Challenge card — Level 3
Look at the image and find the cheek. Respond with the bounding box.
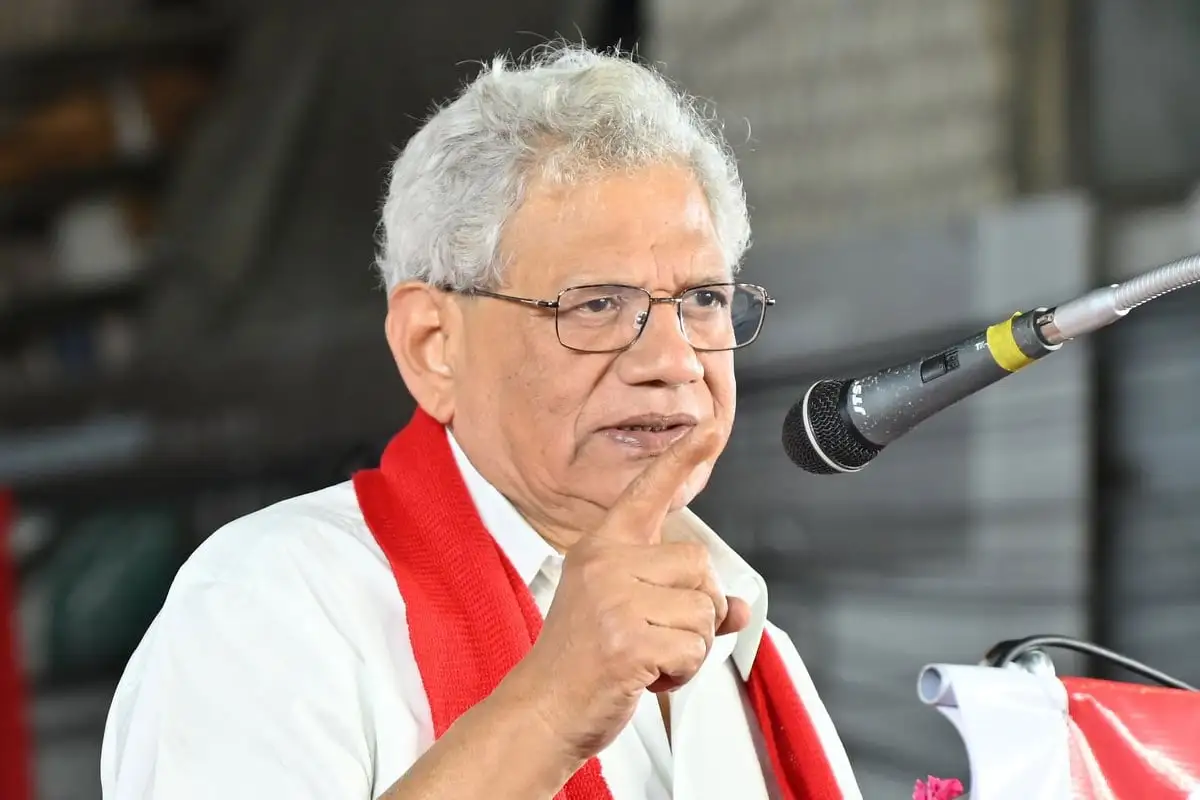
[510,353,584,413]
[702,353,737,413]
[507,355,610,482]
[464,318,556,407]
[491,346,601,449]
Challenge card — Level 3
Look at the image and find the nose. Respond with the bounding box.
[616,300,704,387]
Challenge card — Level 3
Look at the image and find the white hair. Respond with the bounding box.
[375,43,751,293]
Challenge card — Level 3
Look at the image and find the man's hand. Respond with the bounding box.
[510,421,753,761]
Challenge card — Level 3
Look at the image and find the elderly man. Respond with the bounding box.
[100,45,862,799]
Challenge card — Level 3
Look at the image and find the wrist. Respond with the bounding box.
[495,658,589,762]
[475,664,588,786]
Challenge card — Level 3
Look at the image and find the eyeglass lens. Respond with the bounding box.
[554,284,766,352]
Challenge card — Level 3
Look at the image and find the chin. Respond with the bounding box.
[669,464,713,511]
[582,445,717,511]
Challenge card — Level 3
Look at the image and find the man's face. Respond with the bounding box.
[447,163,737,535]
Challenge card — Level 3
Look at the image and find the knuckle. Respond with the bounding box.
[688,591,718,627]
[678,542,711,579]
[597,607,639,662]
[682,635,708,672]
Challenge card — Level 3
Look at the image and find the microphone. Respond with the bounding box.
[782,251,1200,475]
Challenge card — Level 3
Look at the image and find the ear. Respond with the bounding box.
[384,282,460,424]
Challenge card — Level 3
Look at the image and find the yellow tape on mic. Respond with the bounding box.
[986,313,1035,372]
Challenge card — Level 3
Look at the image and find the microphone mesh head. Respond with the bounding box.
[781,379,883,474]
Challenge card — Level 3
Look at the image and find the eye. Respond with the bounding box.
[560,289,629,316]
[581,296,618,313]
[690,288,730,308]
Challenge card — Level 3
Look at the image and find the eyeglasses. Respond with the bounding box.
[455,282,775,353]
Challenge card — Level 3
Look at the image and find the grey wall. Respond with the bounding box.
[647,0,1014,245]
[1091,0,1200,193]
[1103,193,1200,687]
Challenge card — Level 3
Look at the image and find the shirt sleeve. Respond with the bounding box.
[101,574,395,799]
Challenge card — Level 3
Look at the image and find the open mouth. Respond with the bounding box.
[601,415,698,453]
[614,424,682,432]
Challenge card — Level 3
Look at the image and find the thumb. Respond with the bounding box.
[717,596,752,636]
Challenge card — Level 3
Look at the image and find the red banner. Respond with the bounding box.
[1066,677,1200,799]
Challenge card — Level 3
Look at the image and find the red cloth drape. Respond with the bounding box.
[0,490,32,800]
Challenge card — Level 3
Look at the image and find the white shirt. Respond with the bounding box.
[100,432,860,799]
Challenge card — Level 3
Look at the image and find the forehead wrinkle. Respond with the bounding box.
[646,242,729,290]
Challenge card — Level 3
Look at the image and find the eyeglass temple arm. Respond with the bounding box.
[468,289,558,309]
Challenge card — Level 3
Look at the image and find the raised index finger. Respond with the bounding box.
[599,421,723,544]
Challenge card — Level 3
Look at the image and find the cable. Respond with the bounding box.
[987,634,1197,692]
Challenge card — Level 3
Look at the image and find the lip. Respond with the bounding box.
[598,413,699,455]
[606,413,699,430]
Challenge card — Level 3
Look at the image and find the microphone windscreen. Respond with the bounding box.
[781,379,883,474]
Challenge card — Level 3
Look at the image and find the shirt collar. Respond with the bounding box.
[446,429,559,585]
[663,510,768,680]
[446,428,768,680]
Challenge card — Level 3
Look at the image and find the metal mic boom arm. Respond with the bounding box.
[1037,251,1200,345]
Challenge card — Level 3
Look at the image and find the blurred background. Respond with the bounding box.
[1,0,1199,797]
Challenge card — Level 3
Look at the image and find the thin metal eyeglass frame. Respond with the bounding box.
[455,282,776,353]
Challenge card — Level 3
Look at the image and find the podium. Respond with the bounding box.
[919,636,1200,799]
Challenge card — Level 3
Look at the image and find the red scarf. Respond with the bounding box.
[353,409,844,799]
